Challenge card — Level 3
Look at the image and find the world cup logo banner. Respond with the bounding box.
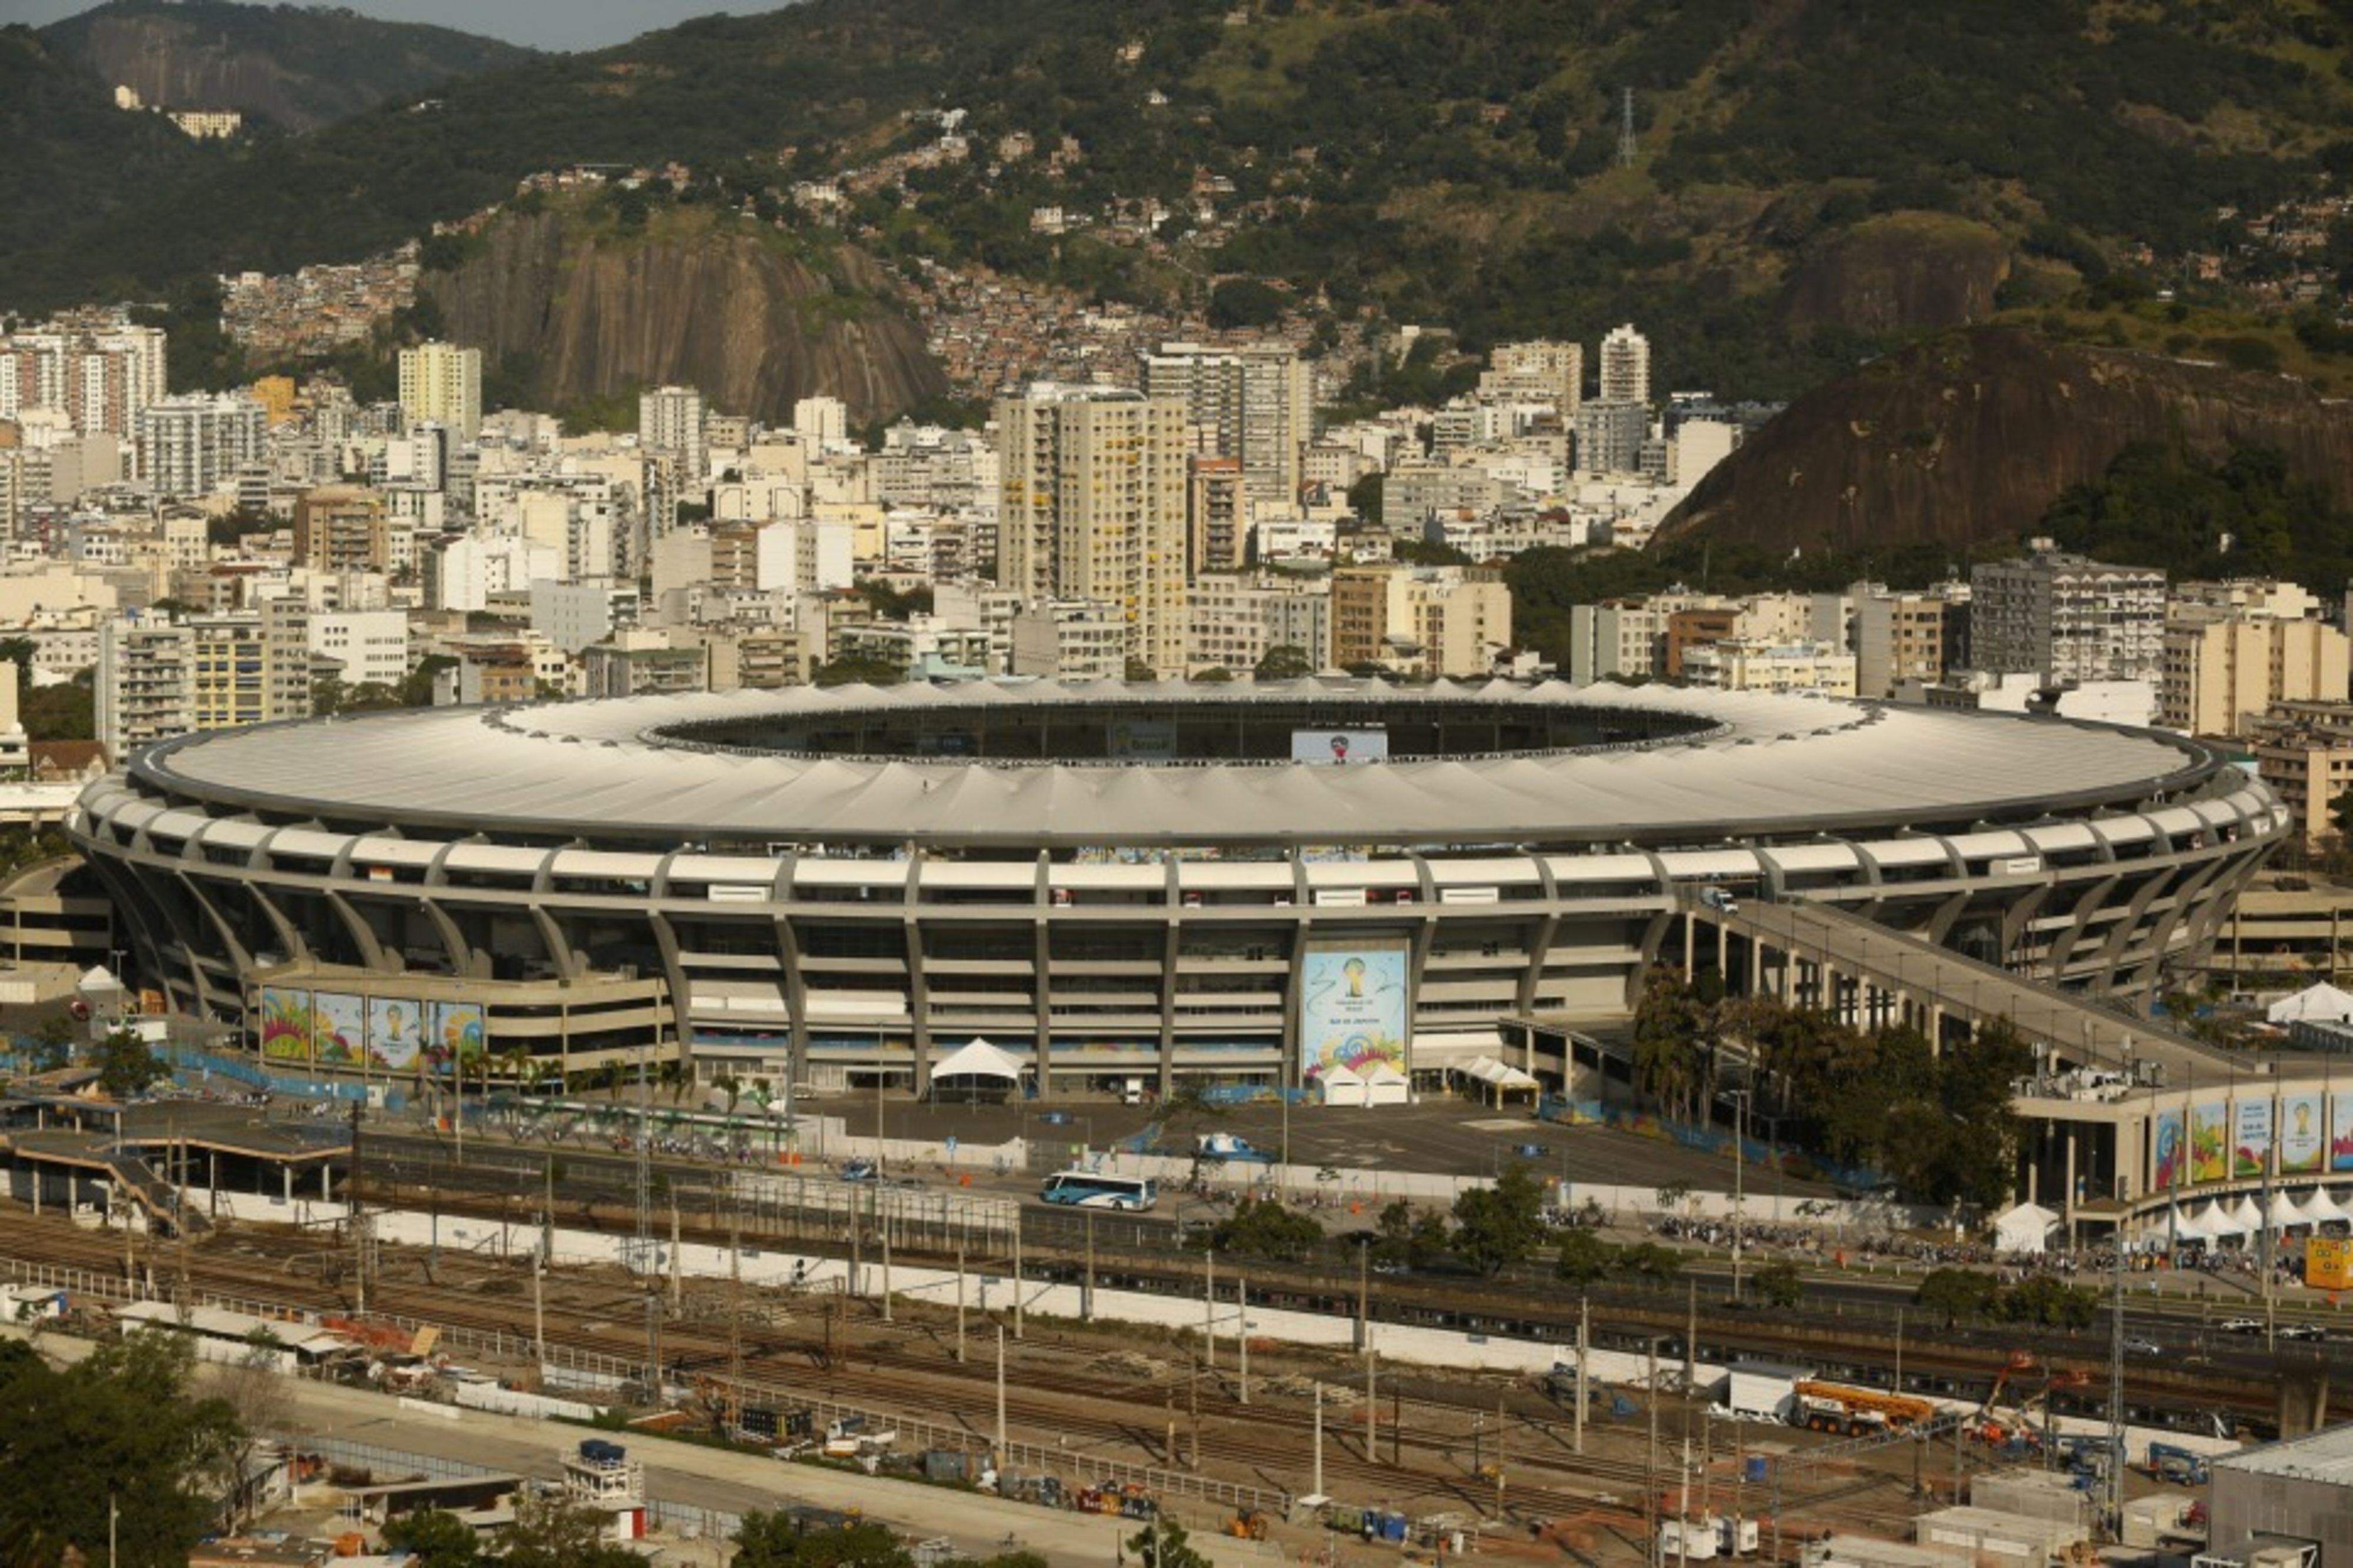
[1300,944,1408,1079]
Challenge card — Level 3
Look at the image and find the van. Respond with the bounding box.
[1121,1077,1146,1106]
[1699,886,1739,916]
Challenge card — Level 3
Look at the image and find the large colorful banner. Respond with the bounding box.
[2281,1093,2326,1175]
[368,996,425,1071]
[1299,942,1409,1079]
[2234,1099,2275,1180]
[2151,1109,2187,1191]
[2334,1097,2353,1173]
[308,991,366,1066]
[2190,1102,2229,1184]
[259,986,312,1062]
[428,1000,488,1075]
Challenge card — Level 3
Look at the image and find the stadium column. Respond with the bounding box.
[772,854,807,1107]
[1032,852,1055,1102]
[1158,863,1180,1101]
[904,890,931,1098]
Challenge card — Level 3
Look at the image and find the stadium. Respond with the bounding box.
[66,678,2283,1097]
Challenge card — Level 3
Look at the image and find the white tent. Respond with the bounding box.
[1992,1202,2062,1255]
[2268,1189,2309,1230]
[929,1037,1025,1096]
[1318,1063,1367,1107]
[1362,1060,1409,1107]
[2224,1195,2265,1237]
[1461,1055,1540,1104]
[2298,1187,2349,1226]
[2185,1200,2232,1239]
[2165,1206,2210,1246]
[2267,981,2353,1026]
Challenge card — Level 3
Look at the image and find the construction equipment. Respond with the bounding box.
[1790,1379,1937,1437]
[1227,1510,1272,1540]
[2147,1442,2211,1486]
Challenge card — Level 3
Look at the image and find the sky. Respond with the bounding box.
[4,0,803,52]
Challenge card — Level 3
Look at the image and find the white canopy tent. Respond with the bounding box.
[929,1037,1026,1100]
[1992,1202,2062,1255]
[1362,1060,1409,1106]
[2268,1190,2309,1230]
[1460,1055,1541,1105]
[1318,1063,1367,1107]
[2268,982,2353,1026]
[2187,1200,2233,1240]
[2165,1206,2211,1246]
[2298,1187,2350,1226]
[2224,1196,2265,1238]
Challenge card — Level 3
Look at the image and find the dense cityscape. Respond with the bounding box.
[10,2,2353,1568]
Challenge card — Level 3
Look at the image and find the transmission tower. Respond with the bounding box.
[1618,86,1638,168]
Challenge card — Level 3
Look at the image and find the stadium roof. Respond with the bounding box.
[124,678,2222,849]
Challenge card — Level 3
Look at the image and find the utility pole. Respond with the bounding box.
[634,1043,657,1402]
[1495,1390,1507,1521]
[669,1193,682,1312]
[1083,1209,1095,1322]
[995,1322,1008,1464]
[1012,1226,1025,1340]
[1618,86,1638,168]
[1357,1240,1369,1351]
[1731,1090,1747,1305]
[533,1254,546,1366]
[955,1238,966,1363]
[1647,1339,1661,1567]
[1204,1249,1216,1370]
[881,1195,893,1324]
[728,1200,744,1436]
[1575,1296,1588,1454]
[1189,1356,1201,1470]
[1237,1277,1249,1405]
[173,1110,189,1326]
[1685,1279,1697,1387]
[1365,1345,1378,1463]
[1312,1380,1324,1500]
[349,1100,367,1317]
[2105,1207,2127,1537]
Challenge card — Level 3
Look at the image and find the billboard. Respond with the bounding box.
[1291,728,1388,766]
[2189,1101,2229,1184]
[368,996,425,1072]
[2309,1236,2353,1293]
[2233,1099,2274,1180]
[428,1001,488,1075]
[2151,1109,2187,1191]
[258,986,312,1062]
[2281,1093,2326,1175]
[1108,720,1178,760]
[308,991,366,1066]
[1299,942,1409,1080]
[2336,1096,2353,1173]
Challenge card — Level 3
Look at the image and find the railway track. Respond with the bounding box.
[0,1205,1939,1534]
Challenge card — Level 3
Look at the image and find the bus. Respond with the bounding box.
[1039,1170,1158,1211]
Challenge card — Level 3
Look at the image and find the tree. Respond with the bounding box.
[1912,1267,2000,1326]
[384,1509,482,1568]
[2332,785,2353,842]
[0,1329,241,1567]
[1124,656,1158,682]
[1126,1518,1212,1568]
[1631,966,1704,1122]
[734,1513,914,1568]
[1451,1161,1547,1275]
[1748,1260,1803,1310]
[1207,278,1287,329]
[502,1491,646,1568]
[28,1014,73,1070]
[1253,643,1314,681]
[93,1027,166,1097]
[1209,1196,1324,1262]
[1554,1227,1620,1286]
[812,655,906,688]
[1188,665,1234,683]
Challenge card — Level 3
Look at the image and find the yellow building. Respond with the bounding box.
[1329,564,1511,677]
[2159,611,2349,738]
[249,375,298,429]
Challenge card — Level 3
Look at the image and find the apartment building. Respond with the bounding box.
[1329,564,1511,677]
[397,341,482,441]
[1008,598,1125,680]
[96,605,310,759]
[1140,342,1311,507]
[1597,323,1651,406]
[292,484,393,573]
[136,392,265,499]
[1185,573,1332,674]
[1187,455,1245,575]
[1682,638,1859,696]
[1970,543,2166,683]
[1854,588,1968,699]
[1567,600,1667,686]
[2251,701,2353,845]
[996,384,1188,677]
[2161,612,2348,738]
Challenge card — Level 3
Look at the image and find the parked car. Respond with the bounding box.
[840,1158,878,1183]
[2277,1322,2328,1342]
[2216,1317,2265,1336]
[2122,1336,2165,1356]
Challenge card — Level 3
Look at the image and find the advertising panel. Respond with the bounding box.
[427,1001,488,1075]
[2151,1109,2187,1192]
[2233,1098,2274,1180]
[1108,720,1178,760]
[1299,942,1409,1080]
[258,986,312,1062]
[308,991,366,1066]
[2309,1236,2353,1293]
[1290,728,1389,766]
[368,996,425,1072]
[2336,1096,2353,1173]
[2281,1093,2327,1175]
[2189,1101,2229,1184]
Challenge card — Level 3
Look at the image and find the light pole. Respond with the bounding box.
[1727,1089,1749,1303]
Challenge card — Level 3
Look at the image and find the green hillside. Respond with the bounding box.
[8,0,2353,400]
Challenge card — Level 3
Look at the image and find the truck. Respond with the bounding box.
[1789,1380,1935,1437]
[1719,1365,1813,1424]
[2147,1442,2211,1487]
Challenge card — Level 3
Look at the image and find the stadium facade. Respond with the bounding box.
[66,680,2282,1096]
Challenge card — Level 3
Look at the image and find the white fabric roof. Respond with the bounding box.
[2224,1196,2264,1235]
[2165,1206,2210,1245]
[133,678,2217,848]
[2267,1190,2308,1228]
[1317,1063,1364,1086]
[1993,1202,2061,1253]
[1462,1055,1541,1089]
[2269,982,2353,1025]
[930,1039,1024,1080]
[1362,1061,1408,1083]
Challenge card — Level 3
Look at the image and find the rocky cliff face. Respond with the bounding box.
[51,3,534,132]
[423,209,948,426]
[1658,327,2353,555]
[1776,213,2012,339]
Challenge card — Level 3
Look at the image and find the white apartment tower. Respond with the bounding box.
[1140,342,1311,508]
[136,392,265,499]
[397,341,482,441]
[1970,545,2167,685]
[996,383,1189,678]
[1482,341,1583,417]
[1598,323,1652,408]
[639,385,708,486]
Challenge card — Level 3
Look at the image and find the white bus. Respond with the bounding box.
[1039,1170,1159,1211]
